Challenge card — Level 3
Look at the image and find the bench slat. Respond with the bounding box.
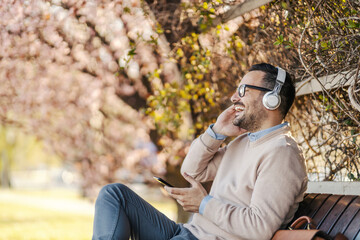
[293,193,320,220]
[342,204,360,240]
[329,196,360,237]
[294,193,360,239]
[354,230,360,240]
[319,195,357,234]
[313,195,343,230]
[308,194,332,219]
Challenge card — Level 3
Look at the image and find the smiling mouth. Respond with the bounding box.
[234,105,245,112]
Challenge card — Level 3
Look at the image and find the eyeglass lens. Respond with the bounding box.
[238,85,245,97]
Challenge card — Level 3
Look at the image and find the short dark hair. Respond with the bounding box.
[249,63,295,118]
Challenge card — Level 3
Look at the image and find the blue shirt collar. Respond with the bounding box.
[248,122,289,142]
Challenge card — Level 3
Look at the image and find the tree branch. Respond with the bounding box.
[212,0,273,26]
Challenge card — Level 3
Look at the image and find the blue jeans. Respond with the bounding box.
[92,183,198,240]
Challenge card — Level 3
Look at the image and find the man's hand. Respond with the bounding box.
[212,106,247,137]
[165,173,207,213]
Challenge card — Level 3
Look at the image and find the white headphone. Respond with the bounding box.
[262,67,286,110]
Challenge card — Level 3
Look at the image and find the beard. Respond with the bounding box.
[232,102,268,132]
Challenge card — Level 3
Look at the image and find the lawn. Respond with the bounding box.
[0,188,176,240]
[0,202,93,240]
[0,189,94,240]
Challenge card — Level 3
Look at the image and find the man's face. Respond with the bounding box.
[230,71,269,132]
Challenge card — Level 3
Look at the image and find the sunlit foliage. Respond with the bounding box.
[0,0,359,203]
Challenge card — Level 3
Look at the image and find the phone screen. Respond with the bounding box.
[153,176,174,187]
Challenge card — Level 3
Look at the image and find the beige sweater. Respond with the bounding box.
[182,125,308,240]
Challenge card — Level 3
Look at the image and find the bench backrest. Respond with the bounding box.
[292,193,360,240]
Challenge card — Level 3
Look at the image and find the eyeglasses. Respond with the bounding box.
[237,84,272,97]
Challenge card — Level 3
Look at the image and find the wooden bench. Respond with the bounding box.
[291,193,360,240]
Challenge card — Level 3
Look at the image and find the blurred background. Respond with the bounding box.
[0,0,359,239]
[0,126,176,239]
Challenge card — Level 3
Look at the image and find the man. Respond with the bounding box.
[92,63,308,240]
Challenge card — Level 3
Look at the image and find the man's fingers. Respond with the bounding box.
[165,187,188,195]
[175,200,197,213]
[183,172,198,186]
[226,105,236,113]
[182,205,198,213]
[171,194,185,201]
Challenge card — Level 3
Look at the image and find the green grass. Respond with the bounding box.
[0,202,93,240]
[0,189,94,240]
[0,188,176,240]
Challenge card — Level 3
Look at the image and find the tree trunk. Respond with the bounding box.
[1,151,11,188]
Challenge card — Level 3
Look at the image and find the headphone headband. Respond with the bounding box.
[262,66,286,110]
[275,67,286,93]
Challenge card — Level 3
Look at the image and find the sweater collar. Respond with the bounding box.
[247,122,289,142]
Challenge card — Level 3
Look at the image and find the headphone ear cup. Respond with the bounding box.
[263,91,281,110]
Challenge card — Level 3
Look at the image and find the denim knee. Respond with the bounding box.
[99,183,128,194]
[97,183,130,202]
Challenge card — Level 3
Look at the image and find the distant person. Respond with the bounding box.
[92,63,308,240]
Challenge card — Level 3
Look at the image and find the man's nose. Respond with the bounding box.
[231,91,241,103]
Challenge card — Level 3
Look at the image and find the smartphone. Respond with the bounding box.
[153,176,174,187]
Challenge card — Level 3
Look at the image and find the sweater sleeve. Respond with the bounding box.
[201,145,308,240]
[180,131,227,182]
